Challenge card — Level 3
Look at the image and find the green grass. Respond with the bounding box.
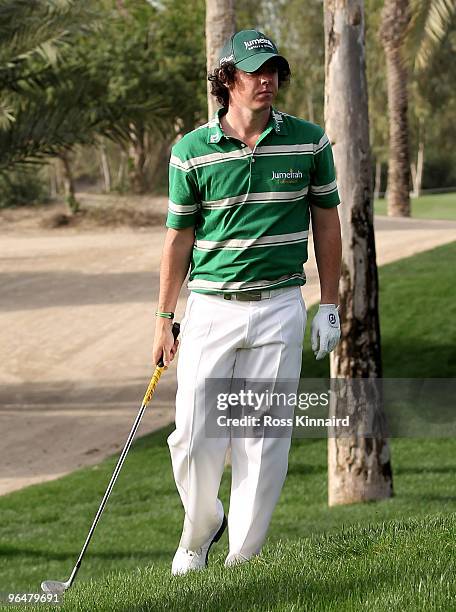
[374,191,456,219]
[1,243,456,610]
[20,514,456,611]
[0,433,455,611]
[301,240,456,378]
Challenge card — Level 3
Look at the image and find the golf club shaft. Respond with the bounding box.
[67,399,152,586]
[66,322,180,588]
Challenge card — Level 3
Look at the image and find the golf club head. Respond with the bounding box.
[41,580,70,595]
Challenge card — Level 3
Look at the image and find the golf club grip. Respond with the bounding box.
[157,321,180,367]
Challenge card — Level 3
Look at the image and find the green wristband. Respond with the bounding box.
[156,311,174,320]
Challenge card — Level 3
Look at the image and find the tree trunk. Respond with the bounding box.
[374,160,382,200]
[59,151,79,214]
[307,92,315,123]
[148,139,171,191]
[324,0,393,506]
[205,0,236,119]
[99,140,111,193]
[128,123,147,194]
[416,139,424,196]
[411,139,424,198]
[380,0,411,217]
[116,148,128,191]
[48,161,58,199]
[54,158,63,194]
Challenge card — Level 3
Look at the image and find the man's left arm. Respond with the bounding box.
[311,205,341,304]
[310,204,342,360]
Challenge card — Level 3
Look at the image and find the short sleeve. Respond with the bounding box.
[166,149,200,229]
[309,132,340,209]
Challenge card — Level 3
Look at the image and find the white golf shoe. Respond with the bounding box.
[171,514,227,576]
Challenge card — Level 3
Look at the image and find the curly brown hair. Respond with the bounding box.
[208,60,291,109]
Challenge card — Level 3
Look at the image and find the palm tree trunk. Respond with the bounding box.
[380,0,411,217]
[324,0,393,506]
[205,0,235,119]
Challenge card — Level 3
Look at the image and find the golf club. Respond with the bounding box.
[41,322,180,596]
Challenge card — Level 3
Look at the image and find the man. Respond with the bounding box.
[152,29,342,575]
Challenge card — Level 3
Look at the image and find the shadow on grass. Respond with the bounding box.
[406,494,456,502]
[286,463,326,476]
[394,466,456,475]
[302,338,456,378]
[0,544,171,562]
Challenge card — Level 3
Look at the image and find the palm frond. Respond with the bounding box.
[409,0,456,70]
[0,0,177,172]
[0,0,104,128]
[0,86,172,171]
[0,104,92,171]
[0,0,102,87]
[0,104,15,129]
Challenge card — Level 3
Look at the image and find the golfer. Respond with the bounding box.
[152,29,342,575]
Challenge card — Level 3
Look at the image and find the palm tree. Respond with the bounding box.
[379,0,412,216]
[409,0,456,71]
[205,0,236,118]
[0,0,171,210]
[0,0,102,169]
[0,0,103,211]
[380,0,455,216]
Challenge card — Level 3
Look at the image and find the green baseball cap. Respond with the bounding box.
[219,29,289,73]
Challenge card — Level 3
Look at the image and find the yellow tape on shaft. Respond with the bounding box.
[142,365,166,406]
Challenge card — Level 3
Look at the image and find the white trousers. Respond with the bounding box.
[167,286,306,558]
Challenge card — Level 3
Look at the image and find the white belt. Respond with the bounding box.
[215,286,296,302]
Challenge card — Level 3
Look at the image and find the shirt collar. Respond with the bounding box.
[207,106,288,144]
[206,109,225,144]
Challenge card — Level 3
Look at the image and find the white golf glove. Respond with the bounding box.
[311,304,341,361]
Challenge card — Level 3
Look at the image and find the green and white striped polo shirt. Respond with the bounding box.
[166,108,340,294]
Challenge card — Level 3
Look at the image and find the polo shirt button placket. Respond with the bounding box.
[249,156,254,178]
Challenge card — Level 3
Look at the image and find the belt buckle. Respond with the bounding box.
[237,290,262,301]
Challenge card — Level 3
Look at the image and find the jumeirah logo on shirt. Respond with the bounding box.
[271,169,303,184]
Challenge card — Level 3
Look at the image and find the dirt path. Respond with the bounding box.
[1,211,455,496]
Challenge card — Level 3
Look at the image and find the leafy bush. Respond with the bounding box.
[0,168,50,208]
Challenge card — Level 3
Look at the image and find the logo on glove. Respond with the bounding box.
[329,313,337,326]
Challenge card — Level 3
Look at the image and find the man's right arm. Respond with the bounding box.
[152,226,194,367]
